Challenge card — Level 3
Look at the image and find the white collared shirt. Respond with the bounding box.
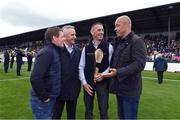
[92,40,101,49]
[64,42,74,54]
[79,40,114,85]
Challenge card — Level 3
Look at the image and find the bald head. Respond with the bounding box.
[116,15,131,26]
[114,15,132,38]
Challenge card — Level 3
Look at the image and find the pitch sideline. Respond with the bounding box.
[0,76,179,82]
[0,77,29,81]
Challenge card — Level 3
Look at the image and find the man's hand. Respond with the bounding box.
[94,73,104,83]
[103,68,117,78]
[83,84,93,96]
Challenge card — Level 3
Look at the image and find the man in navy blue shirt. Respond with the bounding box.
[30,27,65,119]
[153,54,168,84]
[27,51,33,72]
[15,48,25,76]
[3,50,10,73]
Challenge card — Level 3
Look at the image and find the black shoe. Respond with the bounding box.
[158,82,162,84]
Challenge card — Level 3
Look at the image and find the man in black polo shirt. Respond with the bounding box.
[79,22,113,119]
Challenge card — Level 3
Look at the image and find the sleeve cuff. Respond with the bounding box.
[117,68,126,77]
[82,80,87,85]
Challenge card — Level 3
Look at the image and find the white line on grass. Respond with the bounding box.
[0,77,29,81]
[0,76,179,82]
[143,77,180,82]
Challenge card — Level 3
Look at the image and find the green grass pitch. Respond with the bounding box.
[0,62,180,119]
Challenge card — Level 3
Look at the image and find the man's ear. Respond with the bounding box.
[52,36,56,41]
[90,29,93,36]
[51,36,56,44]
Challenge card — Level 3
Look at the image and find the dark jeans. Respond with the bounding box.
[52,99,78,119]
[116,95,140,119]
[10,60,14,69]
[16,63,22,76]
[30,94,56,119]
[84,82,109,119]
[157,71,164,84]
[4,62,9,73]
[27,62,32,71]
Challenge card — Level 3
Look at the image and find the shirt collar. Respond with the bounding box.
[64,42,74,53]
[92,40,101,49]
[122,32,133,41]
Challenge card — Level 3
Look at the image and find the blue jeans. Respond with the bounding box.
[116,95,140,119]
[30,94,56,119]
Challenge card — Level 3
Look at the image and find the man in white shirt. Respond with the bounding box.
[79,22,113,119]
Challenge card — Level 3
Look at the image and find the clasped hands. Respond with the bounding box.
[84,68,117,96]
[103,68,117,78]
[94,68,117,83]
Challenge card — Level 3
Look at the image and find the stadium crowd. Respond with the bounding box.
[0,31,180,77]
[1,33,180,66]
[144,33,180,62]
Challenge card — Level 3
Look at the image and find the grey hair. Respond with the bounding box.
[62,25,75,35]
